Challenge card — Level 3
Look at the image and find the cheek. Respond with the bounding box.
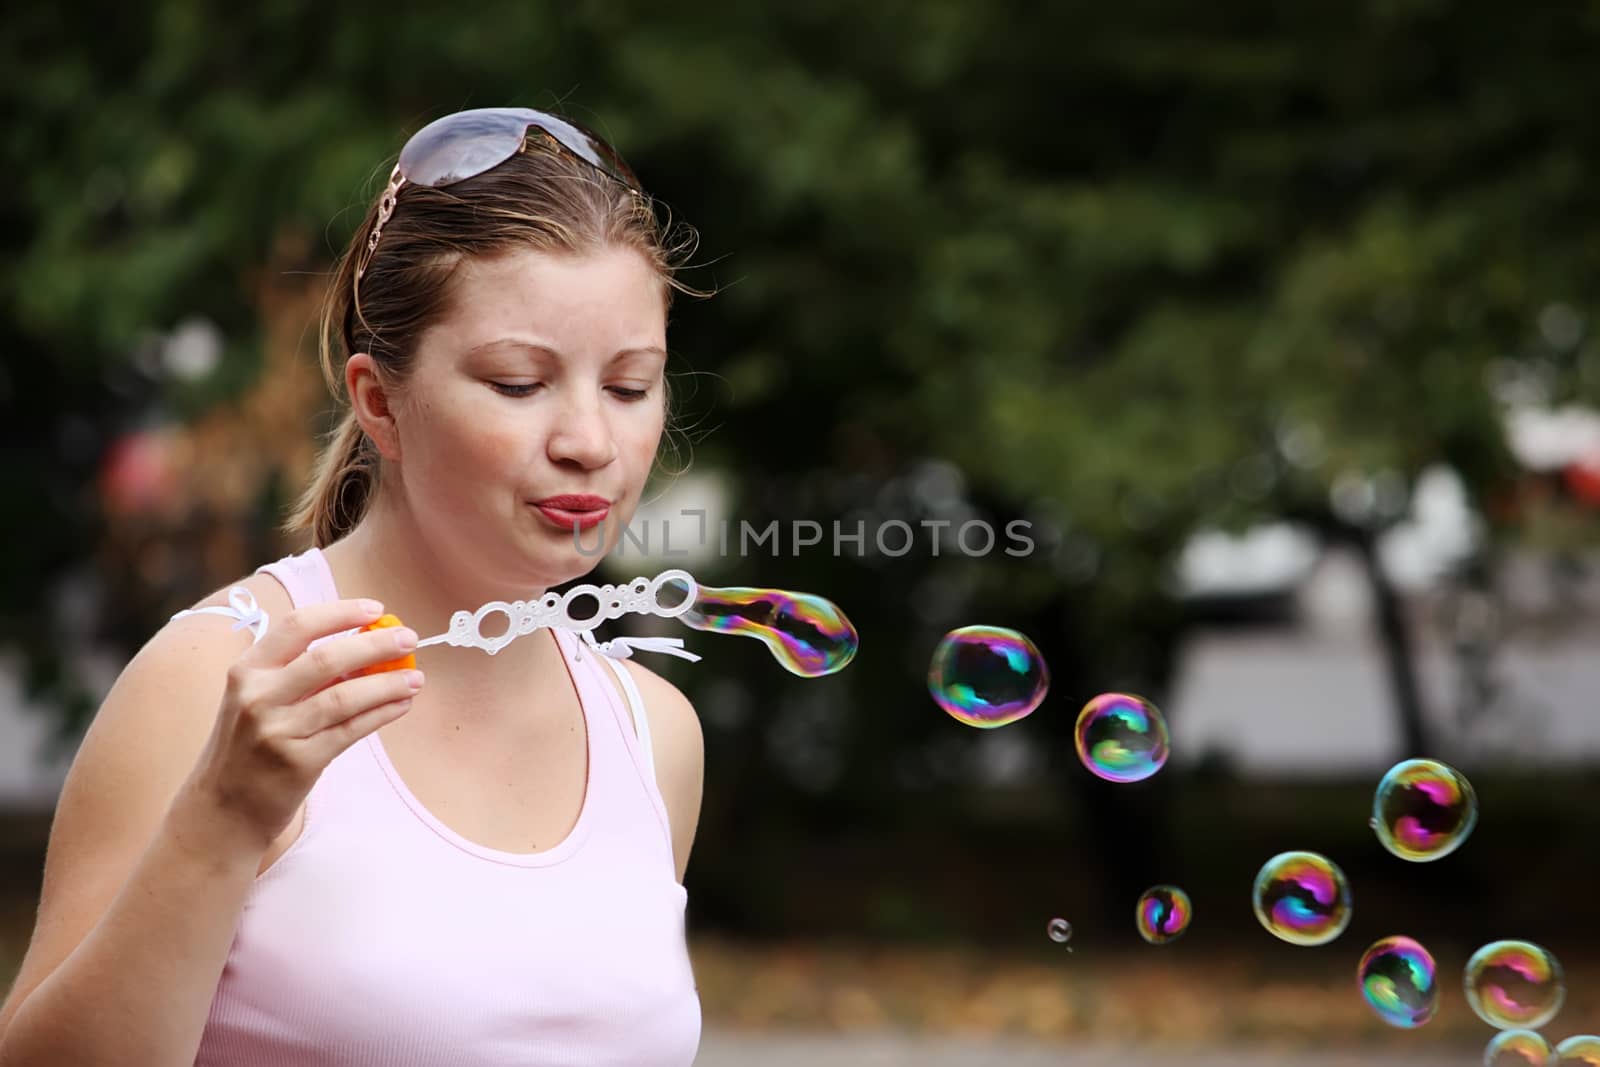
[407,399,530,478]
[623,409,667,464]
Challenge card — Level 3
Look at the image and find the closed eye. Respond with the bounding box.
[488,381,542,398]
[488,382,651,400]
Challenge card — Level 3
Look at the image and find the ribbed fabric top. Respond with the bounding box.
[192,547,701,1066]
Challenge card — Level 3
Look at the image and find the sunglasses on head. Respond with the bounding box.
[357,107,642,280]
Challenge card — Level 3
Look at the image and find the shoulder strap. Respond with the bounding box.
[169,586,270,642]
[586,644,657,786]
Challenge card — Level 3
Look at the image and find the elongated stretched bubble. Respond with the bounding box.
[667,580,859,677]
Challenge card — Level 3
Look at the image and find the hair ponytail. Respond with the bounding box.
[287,409,377,547]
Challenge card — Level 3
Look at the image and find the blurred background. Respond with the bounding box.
[4,1,1600,1062]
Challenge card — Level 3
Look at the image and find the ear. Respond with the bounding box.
[347,353,402,460]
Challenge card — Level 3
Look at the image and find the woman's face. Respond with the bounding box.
[390,246,668,590]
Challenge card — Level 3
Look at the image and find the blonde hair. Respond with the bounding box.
[285,128,704,547]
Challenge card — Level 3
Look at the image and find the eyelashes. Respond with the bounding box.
[487,382,651,401]
[488,381,541,398]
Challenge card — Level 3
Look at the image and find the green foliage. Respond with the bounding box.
[5,1,1600,824]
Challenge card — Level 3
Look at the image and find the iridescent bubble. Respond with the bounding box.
[1486,1030,1554,1066]
[1135,885,1192,945]
[1074,693,1170,783]
[1046,918,1072,945]
[1371,758,1478,862]
[1466,941,1566,1030]
[1358,935,1439,1028]
[673,582,858,677]
[1486,1030,1554,1067]
[1554,1035,1600,1065]
[927,626,1049,728]
[1252,851,1353,946]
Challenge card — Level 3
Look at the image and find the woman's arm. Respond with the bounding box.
[0,578,286,1067]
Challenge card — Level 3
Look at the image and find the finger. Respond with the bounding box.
[284,668,425,738]
[267,625,420,706]
[244,597,387,669]
[302,694,416,765]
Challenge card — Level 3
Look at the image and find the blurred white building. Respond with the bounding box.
[1169,456,1600,777]
[1168,545,1600,776]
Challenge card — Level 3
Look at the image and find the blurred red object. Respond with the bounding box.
[1563,452,1600,507]
[98,430,181,518]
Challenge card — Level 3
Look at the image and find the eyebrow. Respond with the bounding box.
[462,338,667,361]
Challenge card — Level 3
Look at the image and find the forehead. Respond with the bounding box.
[434,246,666,351]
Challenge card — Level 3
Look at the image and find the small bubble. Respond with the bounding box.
[1372,758,1478,862]
[1135,885,1192,945]
[1358,935,1439,1028]
[928,626,1049,728]
[1553,1035,1600,1065]
[1466,940,1566,1030]
[1046,917,1073,945]
[1484,1030,1552,1066]
[1252,851,1353,946]
[1075,693,1170,783]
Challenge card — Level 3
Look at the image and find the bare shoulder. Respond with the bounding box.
[179,570,294,625]
[617,659,703,754]
[71,567,290,792]
[63,569,291,811]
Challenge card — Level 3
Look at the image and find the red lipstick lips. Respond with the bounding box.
[532,494,611,531]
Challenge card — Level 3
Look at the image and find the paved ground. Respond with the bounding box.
[693,1029,1473,1066]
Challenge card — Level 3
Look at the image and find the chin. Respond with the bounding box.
[530,541,610,589]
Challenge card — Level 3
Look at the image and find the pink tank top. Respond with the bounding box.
[191,547,702,1066]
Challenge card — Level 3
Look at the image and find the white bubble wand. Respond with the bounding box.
[172,568,702,663]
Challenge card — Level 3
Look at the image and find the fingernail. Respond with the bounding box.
[360,599,384,616]
[403,670,425,690]
[393,628,418,651]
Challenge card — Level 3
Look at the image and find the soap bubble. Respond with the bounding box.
[1135,885,1192,945]
[1371,758,1478,862]
[1358,935,1439,1028]
[1554,1035,1600,1065]
[1074,693,1170,782]
[1466,940,1566,1030]
[675,583,858,677]
[1252,851,1352,946]
[928,626,1049,728]
[1046,917,1072,945]
[1485,1030,1553,1066]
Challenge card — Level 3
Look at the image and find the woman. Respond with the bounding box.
[0,107,706,1065]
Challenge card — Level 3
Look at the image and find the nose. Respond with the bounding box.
[546,393,618,469]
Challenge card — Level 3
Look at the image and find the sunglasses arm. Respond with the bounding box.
[358,165,409,280]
